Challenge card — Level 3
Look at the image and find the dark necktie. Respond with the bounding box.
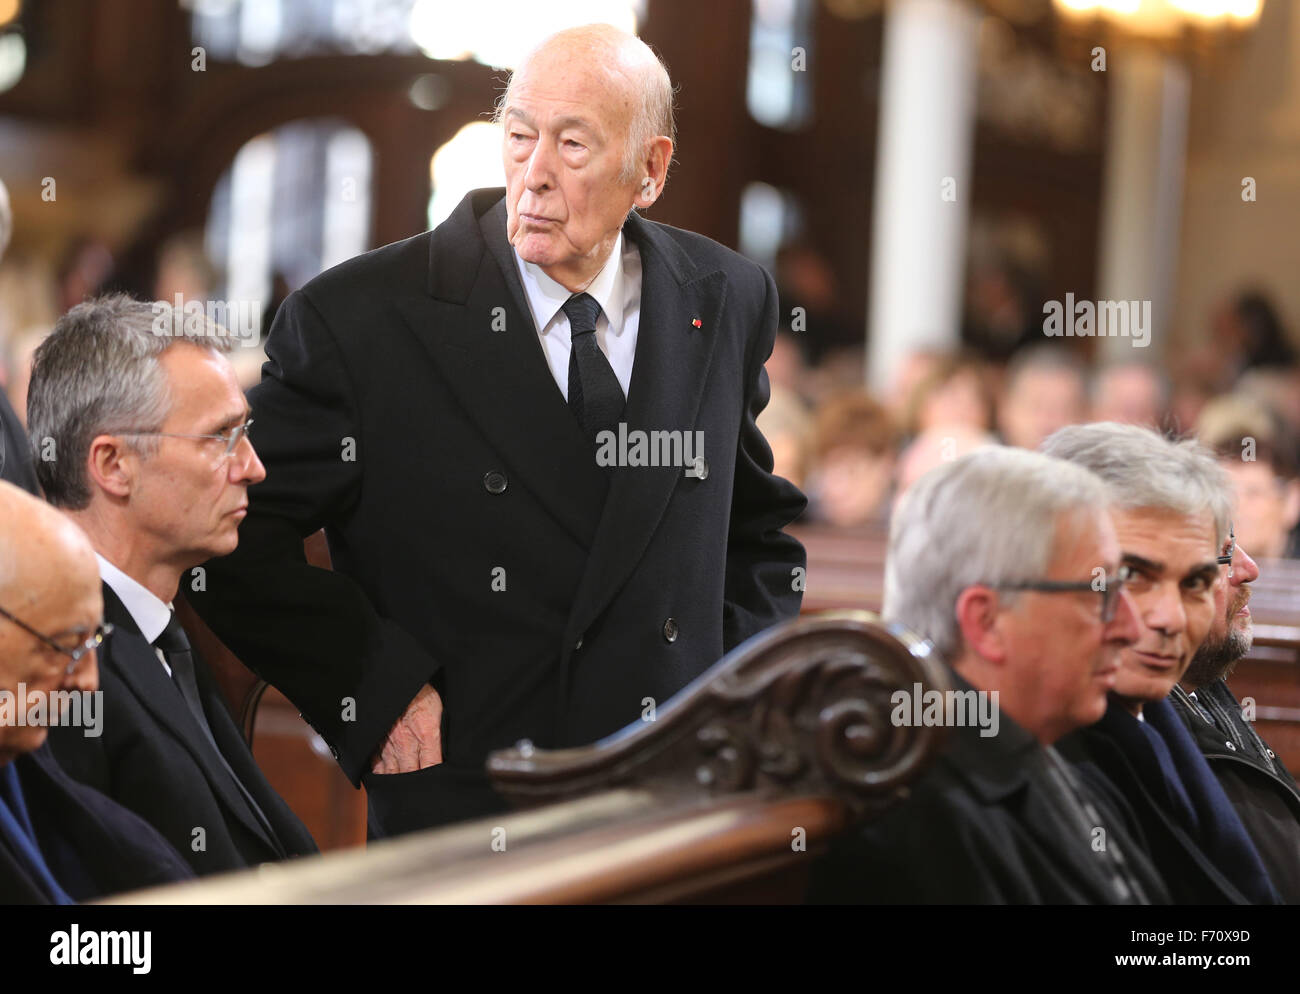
[563,293,624,440]
[153,612,282,854]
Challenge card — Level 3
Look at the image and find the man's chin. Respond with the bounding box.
[512,232,558,266]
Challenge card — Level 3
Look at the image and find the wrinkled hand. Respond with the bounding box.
[370,683,443,774]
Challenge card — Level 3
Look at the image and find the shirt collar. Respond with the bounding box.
[514,229,627,337]
[95,553,172,644]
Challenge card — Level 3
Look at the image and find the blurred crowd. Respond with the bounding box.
[4,230,1299,565]
[763,283,1300,562]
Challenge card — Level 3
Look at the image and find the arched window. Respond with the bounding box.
[747,0,814,130]
[186,0,645,69]
[427,122,506,230]
[0,0,25,94]
[739,181,804,270]
[206,118,372,329]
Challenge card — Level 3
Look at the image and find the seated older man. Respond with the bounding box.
[0,481,192,902]
[1045,423,1281,904]
[808,446,1168,903]
[29,295,317,876]
[1172,523,1300,900]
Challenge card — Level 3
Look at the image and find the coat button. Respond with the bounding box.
[1225,741,1237,751]
[662,618,678,643]
[574,635,584,651]
[483,471,508,495]
[691,456,708,480]
[1267,749,1276,759]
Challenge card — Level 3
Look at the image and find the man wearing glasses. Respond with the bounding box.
[25,294,317,876]
[0,480,193,902]
[1046,423,1281,904]
[810,447,1169,903]
[1173,517,1300,900]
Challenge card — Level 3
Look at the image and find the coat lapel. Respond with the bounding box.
[393,189,607,549]
[394,190,728,669]
[99,585,275,850]
[560,211,726,652]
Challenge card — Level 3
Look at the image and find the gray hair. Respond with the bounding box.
[884,446,1110,661]
[27,293,235,509]
[493,25,676,187]
[1041,422,1230,547]
[0,177,11,262]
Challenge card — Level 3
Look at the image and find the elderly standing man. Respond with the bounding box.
[0,481,193,902]
[1045,423,1281,904]
[191,24,807,835]
[26,295,317,876]
[1172,519,1300,900]
[809,446,1169,903]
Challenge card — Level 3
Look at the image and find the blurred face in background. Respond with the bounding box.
[1090,365,1165,428]
[1220,459,1300,560]
[917,368,991,433]
[999,365,1086,450]
[813,446,894,528]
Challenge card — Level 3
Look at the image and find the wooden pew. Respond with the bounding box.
[107,612,949,904]
[789,522,1300,774]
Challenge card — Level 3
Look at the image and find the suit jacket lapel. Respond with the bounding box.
[561,211,726,649]
[99,585,275,850]
[393,190,607,549]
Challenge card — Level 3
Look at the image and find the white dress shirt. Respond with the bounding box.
[513,230,642,400]
[96,553,174,677]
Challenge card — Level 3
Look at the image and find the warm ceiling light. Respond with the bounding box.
[0,0,20,30]
[1053,0,1264,36]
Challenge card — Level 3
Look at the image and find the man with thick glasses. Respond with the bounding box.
[809,447,1169,903]
[0,480,192,902]
[1173,515,1300,901]
[1046,422,1281,904]
[25,295,317,877]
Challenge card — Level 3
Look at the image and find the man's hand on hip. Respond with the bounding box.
[370,682,443,774]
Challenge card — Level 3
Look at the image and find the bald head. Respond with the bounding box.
[497,24,675,184]
[0,481,102,761]
[0,481,99,608]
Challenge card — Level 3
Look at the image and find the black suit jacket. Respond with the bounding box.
[1057,700,1262,904]
[807,679,1170,904]
[2,744,193,903]
[191,188,807,833]
[0,389,37,495]
[46,584,317,876]
[1170,681,1300,901]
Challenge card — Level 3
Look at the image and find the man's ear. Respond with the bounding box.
[85,434,135,500]
[633,136,673,209]
[954,585,1009,664]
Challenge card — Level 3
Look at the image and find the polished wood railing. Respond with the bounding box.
[109,612,948,904]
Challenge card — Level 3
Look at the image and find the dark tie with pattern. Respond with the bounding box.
[563,292,624,440]
[153,612,282,854]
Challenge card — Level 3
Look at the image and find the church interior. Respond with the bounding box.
[1,0,1298,916]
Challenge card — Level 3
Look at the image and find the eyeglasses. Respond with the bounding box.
[1217,524,1235,578]
[0,603,113,675]
[119,419,254,458]
[994,565,1135,623]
